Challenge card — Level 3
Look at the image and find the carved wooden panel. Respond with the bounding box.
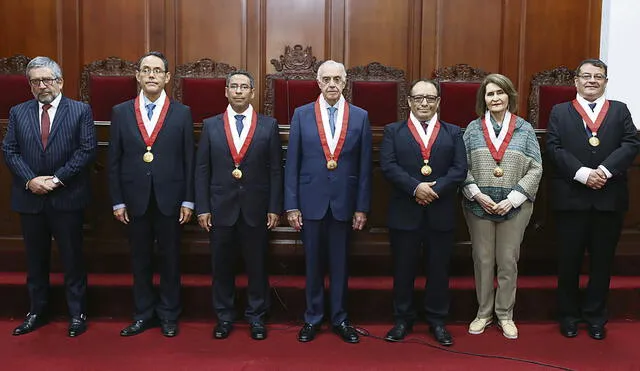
[0,55,30,74]
[173,58,237,102]
[264,45,321,118]
[432,64,490,82]
[345,62,409,122]
[527,66,575,128]
[79,57,138,104]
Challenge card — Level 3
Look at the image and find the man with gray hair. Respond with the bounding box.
[3,56,97,337]
[285,60,372,343]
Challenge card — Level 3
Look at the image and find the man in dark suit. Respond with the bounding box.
[547,58,639,340]
[195,71,282,341]
[2,56,97,337]
[380,79,467,346]
[109,51,195,337]
[285,60,372,344]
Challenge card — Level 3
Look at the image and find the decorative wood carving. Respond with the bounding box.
[432,63,489,82]
[0,54,30,74]
[79,57,138,103]
[528,66,575,128]
[264,45,322,117]
[345,62,409,120]
[172,58,237,102]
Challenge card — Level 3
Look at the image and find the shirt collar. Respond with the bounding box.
[409,112,438,126]
[319,94,345,110]
[227,104,253,118]
[576,93,606,107]
[39,93,62,109]
[141,90,167,106]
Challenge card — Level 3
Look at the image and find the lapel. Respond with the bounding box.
[214,115,234,160]
[568,103,592,140]
[46,96,68,146]
[153,100,175,145]
[243,115,262,160]
[126,100,146,145]
[401,120,425,165]
[27,100,41,148]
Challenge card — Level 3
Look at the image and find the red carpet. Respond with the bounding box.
[1,320,638,370]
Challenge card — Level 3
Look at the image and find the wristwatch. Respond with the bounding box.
[51,176,61,185]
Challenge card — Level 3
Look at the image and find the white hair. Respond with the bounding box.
[317,60,346,81]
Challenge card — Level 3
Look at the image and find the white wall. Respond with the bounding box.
[600,0,640,128]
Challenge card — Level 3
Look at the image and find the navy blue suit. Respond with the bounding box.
[108,98,195,321]
[195,112,283,323]
[547,100,639,326]
[284,101,372,325]
[380,119,467,326]
[2,96,97,317]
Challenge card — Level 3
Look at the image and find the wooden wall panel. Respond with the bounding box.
[344,0,411,70]
[80,0,147,65]
[265,0,326,73]
[175,0,244,67]
[517,0,601,117]
[437,0,503,73]
[0,0,58,59]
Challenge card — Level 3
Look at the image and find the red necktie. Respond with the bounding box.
[41,104,52,148]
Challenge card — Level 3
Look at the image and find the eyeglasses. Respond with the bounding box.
[139,67,166,75]
[409,95,438,104]
[577,73,607,81]
[29,78,58,87]
[320,76,344,84]
[227,83,252,91]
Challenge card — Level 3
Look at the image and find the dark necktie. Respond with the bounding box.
[146,103,156,120]
[41,104,52,148]
[328,106,337,136]
[420,121,428,134]
[588,102,597,112]
[235,114,245,135]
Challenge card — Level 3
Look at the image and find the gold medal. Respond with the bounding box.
[589,135,600,147]
[493,166,504,177]
[143,146,154,163]
[421,160,432,176]
[327,159,337,170]
[232,168,243,179]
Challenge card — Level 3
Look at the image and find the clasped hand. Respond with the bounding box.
[474,193,513,216]
[415,181,438,206]
[586,168,607,190]
[28,175,59,195]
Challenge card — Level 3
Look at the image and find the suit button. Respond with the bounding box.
[146,171,151,176]
[592,151,596,154]
[239,185,243,190]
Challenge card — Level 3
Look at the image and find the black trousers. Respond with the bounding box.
[21,204,87,317]
[555,209,624,326]
[211,213,270,323]
[128,193,182,321]
[389,220,454,327]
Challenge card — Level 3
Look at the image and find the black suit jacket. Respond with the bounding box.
[546,100,639,211]
[108,98,195,217]
[2,97,97,213]
[380,119,467,231]
[195,113,283,227]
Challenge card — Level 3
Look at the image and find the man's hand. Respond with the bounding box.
[198,213,212,232]
[352,211,367,231]
[474,193,497,214]
[415,181,438,206]
[492,199,513,216]
[287,210,303,231]
[179,206,193,224]
[28,176,54,195]
[267,213,280,230]
[586,169,607,190]
[44,177,61,190]
[113,207,129,224]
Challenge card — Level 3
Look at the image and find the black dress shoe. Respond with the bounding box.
[588,325,606,340]
[250,322,267,340]
[430,325,453,346]
[120,319,157,337]
[385,322,412,342]
[560,321,578,338]
[12,313,48,336]
[214,321,233,339]
[332,321,360,344]
[297,323,320,343]
[161,320,178,337]
[68,315,87,337]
